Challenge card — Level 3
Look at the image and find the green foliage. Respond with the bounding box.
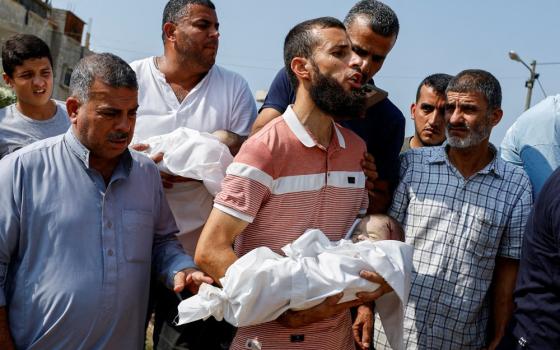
[0,86,16,108]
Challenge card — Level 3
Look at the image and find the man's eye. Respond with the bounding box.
[422,106,435,113]
[19,73,32,79]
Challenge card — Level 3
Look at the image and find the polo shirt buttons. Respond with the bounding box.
[108,249,114,256]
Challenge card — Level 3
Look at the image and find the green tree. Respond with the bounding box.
[0,86,16,108]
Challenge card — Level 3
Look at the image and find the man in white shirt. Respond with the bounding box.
[129,1,257,349]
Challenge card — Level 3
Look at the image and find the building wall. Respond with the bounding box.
[0,0,91,100]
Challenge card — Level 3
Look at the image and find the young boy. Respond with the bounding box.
[0,34,69,159]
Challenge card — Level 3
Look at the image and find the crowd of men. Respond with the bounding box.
[0,0,558,349]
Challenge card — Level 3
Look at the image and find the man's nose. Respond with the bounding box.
[349,50,363,70]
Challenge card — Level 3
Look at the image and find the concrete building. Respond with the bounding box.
[0,0,92,100]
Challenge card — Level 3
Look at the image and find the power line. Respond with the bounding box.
[536,78,547,98]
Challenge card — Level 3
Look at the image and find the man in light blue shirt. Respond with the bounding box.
[500,94,560,195]
[0,53,210,350]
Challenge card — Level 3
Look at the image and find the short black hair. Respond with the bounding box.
[283,17,346,89]
[446,69,502,110]
[161,0,215,41]
[1,34,53,78]
[415,73,453,102]
[344,0,399,38]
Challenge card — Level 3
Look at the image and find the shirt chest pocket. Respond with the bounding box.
[122,210,154,263]
[465,208,502,258]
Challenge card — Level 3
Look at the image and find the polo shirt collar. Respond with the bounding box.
[427,142,502,178]
[283,105,346,149]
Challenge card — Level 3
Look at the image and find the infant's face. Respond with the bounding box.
[352,215,399,242]
[351,216,392,243]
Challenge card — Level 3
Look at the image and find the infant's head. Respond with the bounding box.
[351,214,404,243]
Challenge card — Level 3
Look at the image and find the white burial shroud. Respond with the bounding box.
[177,229,413,350]
[139,127,233,254]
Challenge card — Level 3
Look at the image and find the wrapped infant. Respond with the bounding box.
[176,214,413,350]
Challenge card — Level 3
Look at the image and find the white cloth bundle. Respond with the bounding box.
[140,127,233,196]
[177,229,413,350]
[139,127,233,254]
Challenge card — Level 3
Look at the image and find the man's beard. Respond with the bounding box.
[446,114,492,148]
[309,69,366,121]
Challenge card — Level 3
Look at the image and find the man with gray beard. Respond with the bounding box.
[373,70,533,349]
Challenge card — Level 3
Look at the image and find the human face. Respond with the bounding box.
[411,86,446,147]
[444,91,498,149]
[2,57,53,107]
[68,80,138,164]
[346,16,396,82]
[173,4,219,70]
[307,27,366,119]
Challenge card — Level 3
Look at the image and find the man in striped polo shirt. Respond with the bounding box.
[195,17,392,350]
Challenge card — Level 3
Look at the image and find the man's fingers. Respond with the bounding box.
[151,152,164,163]
[131,143,149,151]
[173,271,186,292]
[191,271,214,285]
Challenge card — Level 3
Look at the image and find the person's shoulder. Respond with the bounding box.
[211,64,249,85]
[3,134,65,163]
[367,97,405,123]
[130,149,159,171]
[129,57,152,73]
[496,154,532,185]
[0,103,14,122]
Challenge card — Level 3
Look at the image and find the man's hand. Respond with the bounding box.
[353,303,374,350]
[173,268,214,294]
[277,292,363,328]
[131,143,199,188]
[361,152,378,197]
[356,270,393,303]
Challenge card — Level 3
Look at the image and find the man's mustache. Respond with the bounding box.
[108,132,130,141]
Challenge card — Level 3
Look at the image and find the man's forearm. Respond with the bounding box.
[0,307,15,350]
[368,180,393,214]
[490,257,519,344]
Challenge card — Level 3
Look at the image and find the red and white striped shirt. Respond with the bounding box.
[214,106,368,350]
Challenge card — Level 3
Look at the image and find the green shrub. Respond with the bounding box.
[0,86,16,108]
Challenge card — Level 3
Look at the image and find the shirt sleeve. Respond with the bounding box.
[498,172,534,258]
[214,138,274,223]
[228,77,257,137]
[151,168,196,289]
[388,153,411,224]
[500,125,523,166]
[259,68,295,113]
[0,156,22,306]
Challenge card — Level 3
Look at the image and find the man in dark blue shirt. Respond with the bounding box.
[497,168,560,350]
[252,0,405,214]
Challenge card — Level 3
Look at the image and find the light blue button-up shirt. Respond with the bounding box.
[500,94,560,195]
[0,129,195,350]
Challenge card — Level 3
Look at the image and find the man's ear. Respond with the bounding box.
[490,108,503,127]
[66,97,80,125]
[410,103,417,120]
[291,57,311,83]
[2,72,13,87]
[162,22,177,43]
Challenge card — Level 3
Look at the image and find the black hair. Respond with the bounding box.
[415,73,453,102]
[2,34,53,78]
[344,0,399,38]
[283,17,346,89]
[446,69,502,110]
[161,0,216,41]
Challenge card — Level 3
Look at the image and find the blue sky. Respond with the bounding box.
[52,0,560,144]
